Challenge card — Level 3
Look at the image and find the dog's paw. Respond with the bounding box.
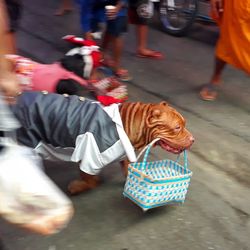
[120,160,129,177]
[68,180,90,195]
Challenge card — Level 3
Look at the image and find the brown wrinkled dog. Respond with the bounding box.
[68,101,194,195]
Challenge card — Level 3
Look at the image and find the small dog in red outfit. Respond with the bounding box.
[7,36,128,106]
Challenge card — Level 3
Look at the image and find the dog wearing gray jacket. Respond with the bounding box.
[11,91,194,195]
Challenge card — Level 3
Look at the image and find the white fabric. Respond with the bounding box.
[72,132,102,174]
[103,104,137,163]
[71,133,127,175]
[35,142,74,162]
[65,46,98,79]
[0,95,20,131]
[83,54,93,78]
[66,46,99,57]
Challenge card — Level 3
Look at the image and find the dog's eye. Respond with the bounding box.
[174,126,181,132]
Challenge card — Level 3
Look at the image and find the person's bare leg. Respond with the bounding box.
[55,0,73,16]
[112,36,131,81]
[4,32,16,54]
[200,56,226,100]
[136,24,163,58]
[112,36,123,72]
[211,56,226,85]
[101,32,114,67]
[136,24,148,54]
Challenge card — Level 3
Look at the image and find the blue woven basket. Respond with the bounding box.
[123,139,193,211]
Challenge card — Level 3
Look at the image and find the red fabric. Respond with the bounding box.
[63,35,102,68]
[97,96,123,106]
[63,35,85,46]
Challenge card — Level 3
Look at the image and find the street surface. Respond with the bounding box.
[1,0,250,249]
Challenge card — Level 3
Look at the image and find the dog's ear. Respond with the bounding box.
[160,101,168,106]
[146,105,164,128]
[152,109,161,118]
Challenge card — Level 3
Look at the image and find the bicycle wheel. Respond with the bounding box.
[159,0,198,36]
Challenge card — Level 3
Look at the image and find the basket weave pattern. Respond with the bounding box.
[123,140,192,211]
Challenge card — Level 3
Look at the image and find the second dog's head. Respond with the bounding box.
[60,40,102,80]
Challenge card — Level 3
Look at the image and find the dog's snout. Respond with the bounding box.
[189,136,195,144]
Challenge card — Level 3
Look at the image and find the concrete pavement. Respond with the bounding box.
[1,0,250,249]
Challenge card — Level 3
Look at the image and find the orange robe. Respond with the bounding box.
[213,0,250,74]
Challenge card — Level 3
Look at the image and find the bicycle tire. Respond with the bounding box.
[159,0,198,36]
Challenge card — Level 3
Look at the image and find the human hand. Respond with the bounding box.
[211,0,224,19]
[0,71,20,103]
[105,5,118,20]
[0,143,74,235]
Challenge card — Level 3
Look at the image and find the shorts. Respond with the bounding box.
[106,16,128,37]
[128,0,154,25]
[5,0,22,32]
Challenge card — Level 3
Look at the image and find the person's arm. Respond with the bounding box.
[0,0,20,97]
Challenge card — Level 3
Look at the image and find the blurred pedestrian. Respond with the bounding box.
[77,0,106,40]
[128,0,163,59]
[200,0,250,101]
[77,0,132,81]
[0,0,73,235]
[102,0,132,81]
[54,0,73,16]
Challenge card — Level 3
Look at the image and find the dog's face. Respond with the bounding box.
[120,101,194,153]
[145,101,194,153]
[60,44,102,79]
[60,54,85,78]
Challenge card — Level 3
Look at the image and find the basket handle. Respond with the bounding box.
[136,138,160,162]
[176,150,188,169]
[136,138,188,169]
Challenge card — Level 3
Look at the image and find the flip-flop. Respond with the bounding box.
[136,51,164,59]
[89,77,122,94]
[199,83,220,101]
[115,69,133,82]
[54,8,72,16]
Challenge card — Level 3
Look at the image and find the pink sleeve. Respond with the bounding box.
[65,71,89,87]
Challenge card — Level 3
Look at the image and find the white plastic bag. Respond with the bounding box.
[0,139,74,234]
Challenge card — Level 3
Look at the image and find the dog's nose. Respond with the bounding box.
[189,136,195,144]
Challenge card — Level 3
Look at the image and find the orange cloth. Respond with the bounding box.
[213,0,250,74]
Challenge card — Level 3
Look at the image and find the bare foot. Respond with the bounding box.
[137,49,164,59]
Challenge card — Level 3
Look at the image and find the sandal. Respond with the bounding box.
[200,83,220,101]
[136,50,164,60]
[106,85,128,102]
[54,8,73,16]
[115,69,132,82]
[89,77,122,95]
